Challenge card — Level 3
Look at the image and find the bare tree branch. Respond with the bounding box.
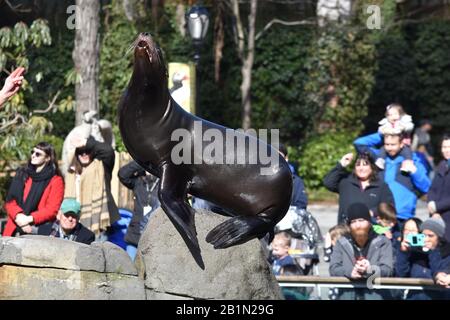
[231,0,245,62]
[4,0,33,13]
[0,114,26,133]
[33,90,61,114]
[255,18,317,41]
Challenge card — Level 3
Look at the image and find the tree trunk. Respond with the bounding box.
[241,0,257,130]
[72,0,100,125]
[231,0,258,130]
[213,0,225,83]
[175,3,186,37]
[122,0,138,21]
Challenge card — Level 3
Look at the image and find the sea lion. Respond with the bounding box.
[118,33,292,268]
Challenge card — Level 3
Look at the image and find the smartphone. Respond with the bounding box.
[406,233,425,247]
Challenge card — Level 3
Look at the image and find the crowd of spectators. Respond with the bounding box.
[2,69,450,299]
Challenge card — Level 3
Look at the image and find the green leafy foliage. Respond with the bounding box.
[99,2,138,122]
[0,20,55,170]
[365,28,417,133]
[252,26,316,145]
[365,21,450,155]
[413,21,450,136]
[22,24,75,138]
[305,27,377,134]
[296,131,356,190]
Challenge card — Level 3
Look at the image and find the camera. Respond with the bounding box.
[406,233,425,247]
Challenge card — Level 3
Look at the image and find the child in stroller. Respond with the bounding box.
[270,206,323,300]
[273,206,323,276]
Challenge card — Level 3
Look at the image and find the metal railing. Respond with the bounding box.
[276,275,450,299]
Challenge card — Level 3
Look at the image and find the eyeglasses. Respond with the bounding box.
[76,148,89,156]
[31,149,46,158]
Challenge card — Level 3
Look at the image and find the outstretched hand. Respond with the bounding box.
[0,67,25,105]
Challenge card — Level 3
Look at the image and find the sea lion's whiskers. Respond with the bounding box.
[126,45,135,56]
[126,39,139,56]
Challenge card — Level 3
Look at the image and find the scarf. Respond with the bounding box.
[6,163,55,215]
[6,163,55,235]
[64,159,110,236]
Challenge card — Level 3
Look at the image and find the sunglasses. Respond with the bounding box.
[31,149,46,158]
[76,148,89,156]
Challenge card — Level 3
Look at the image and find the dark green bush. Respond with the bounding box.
[295,131,356,190]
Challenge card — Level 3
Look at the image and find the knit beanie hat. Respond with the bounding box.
[346,203,371,225]
[420,217,446,238]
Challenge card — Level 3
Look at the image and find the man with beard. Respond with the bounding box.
[330,202,394,300]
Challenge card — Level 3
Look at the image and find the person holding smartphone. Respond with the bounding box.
[394,218,436,299]
[396,217,449,299]
[423,217,450,297]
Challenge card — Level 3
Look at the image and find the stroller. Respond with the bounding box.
[275,206,322,276]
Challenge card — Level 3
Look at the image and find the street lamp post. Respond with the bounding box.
[186,4,209,115]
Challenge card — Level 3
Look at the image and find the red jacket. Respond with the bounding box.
[3,175,64,236]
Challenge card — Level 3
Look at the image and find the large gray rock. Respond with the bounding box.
[0,236,145,300]
[136,208,283,300]
[0,235,104,272]
[92,241,138,276]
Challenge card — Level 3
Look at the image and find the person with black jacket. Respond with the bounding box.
[323,152,395,224]
[427,134,450,242]
[278,144,308,209]
[64,134,120,238]
[38,198,95,245]
[394,217,439,299]
[118,160,160,260]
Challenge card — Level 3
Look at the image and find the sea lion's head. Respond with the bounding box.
[133,32,167,84]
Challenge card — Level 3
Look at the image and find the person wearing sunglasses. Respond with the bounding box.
[3,142,64,236]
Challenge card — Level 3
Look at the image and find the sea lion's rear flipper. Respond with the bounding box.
[159,166,204,269]
[205,215,272,249]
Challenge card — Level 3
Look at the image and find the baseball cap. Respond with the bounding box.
[60,198,81,216]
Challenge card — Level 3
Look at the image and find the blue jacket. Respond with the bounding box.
[291,174,308,209]
[395,249,432,279]
[354,133,431,220]
[395,247,446,300]
[271,255,302,276]
[429,243,450,277]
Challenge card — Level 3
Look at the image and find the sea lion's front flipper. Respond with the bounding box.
[205,215,273,249]
[158,164,204,269]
